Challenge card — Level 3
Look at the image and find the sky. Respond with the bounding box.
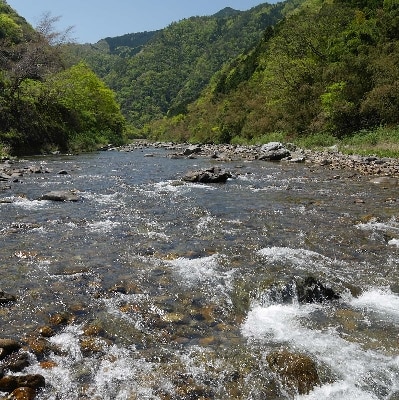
[6,1,278,44]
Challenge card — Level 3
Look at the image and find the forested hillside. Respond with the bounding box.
[70,3,287,132]
[0,0,126,156]
[2,0,398,155]
[147,0,399,145]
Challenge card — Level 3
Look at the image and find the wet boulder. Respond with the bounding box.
[5,386,37,400]
[2,352,30,373]
[296,276,339,303]
[182,166,232,183]
[267,349,320,395]
[267,276,339,304]
[39,190,79,202]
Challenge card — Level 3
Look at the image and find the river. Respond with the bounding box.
[0,147,398,399]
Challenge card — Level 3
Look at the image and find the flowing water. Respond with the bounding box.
[0,148,398,399]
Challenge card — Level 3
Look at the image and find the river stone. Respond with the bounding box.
[37,326,55,338]
[259,142,291,161]
[0,340,21,360]
[0,374,45,392]
[0,291,17,305]
[181,166,232,183]
[40,190,79,202]
[267,349,320,395]
[3,353,30,372]
[296,276,339,303]
[5,386,36,400]
[80,337,112,355]
[267,277,339,304]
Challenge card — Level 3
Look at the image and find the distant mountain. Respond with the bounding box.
[103,30,160,56]
[69,2,288,131]
[212,7,241,18]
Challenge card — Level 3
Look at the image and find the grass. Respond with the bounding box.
[247,126,399,159]
[339,126,399,158]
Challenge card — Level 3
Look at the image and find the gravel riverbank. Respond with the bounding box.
[119,141,399,179]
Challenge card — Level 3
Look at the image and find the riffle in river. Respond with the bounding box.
[0,147,398,399]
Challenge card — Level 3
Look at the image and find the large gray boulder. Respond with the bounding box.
[259,142,291,161]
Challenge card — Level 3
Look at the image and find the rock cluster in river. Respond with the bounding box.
[0,161,49,183]
[0,339,45,400]
[119,140,399,178]
[0,160,81,202]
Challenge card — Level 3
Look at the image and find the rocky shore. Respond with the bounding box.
[119,140,399,179]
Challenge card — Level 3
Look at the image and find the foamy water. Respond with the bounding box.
[1,149,399,399]
[242,301,398,399]
[350,287,399,322]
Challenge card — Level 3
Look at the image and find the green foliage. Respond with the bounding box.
[341,125,399,157]
[45,62,125,141]
[150,0,399,146]
[0,13,22,41]
[75,2,286,129]
[0,2,126,155]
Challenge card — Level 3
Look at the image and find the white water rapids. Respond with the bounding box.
[0,148,398,399]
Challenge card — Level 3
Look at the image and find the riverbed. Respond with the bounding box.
[0,147,398,399]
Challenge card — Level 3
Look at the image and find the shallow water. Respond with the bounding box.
[0,148,398,399]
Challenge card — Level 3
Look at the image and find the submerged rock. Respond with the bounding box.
[0,374,45,392]
[40,190,80,202]
[267,349,320,395]
[0,291,17,305]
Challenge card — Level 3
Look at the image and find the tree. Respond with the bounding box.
[44,62,125,142]
[0,12,73,97]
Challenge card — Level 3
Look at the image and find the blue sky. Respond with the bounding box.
[6,1,278,43]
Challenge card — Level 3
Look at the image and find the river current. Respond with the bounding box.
[0,148,398,399]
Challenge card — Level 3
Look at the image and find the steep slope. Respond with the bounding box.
[71,2,287,131]
[0,0,35,42]
[147,0,399,143]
